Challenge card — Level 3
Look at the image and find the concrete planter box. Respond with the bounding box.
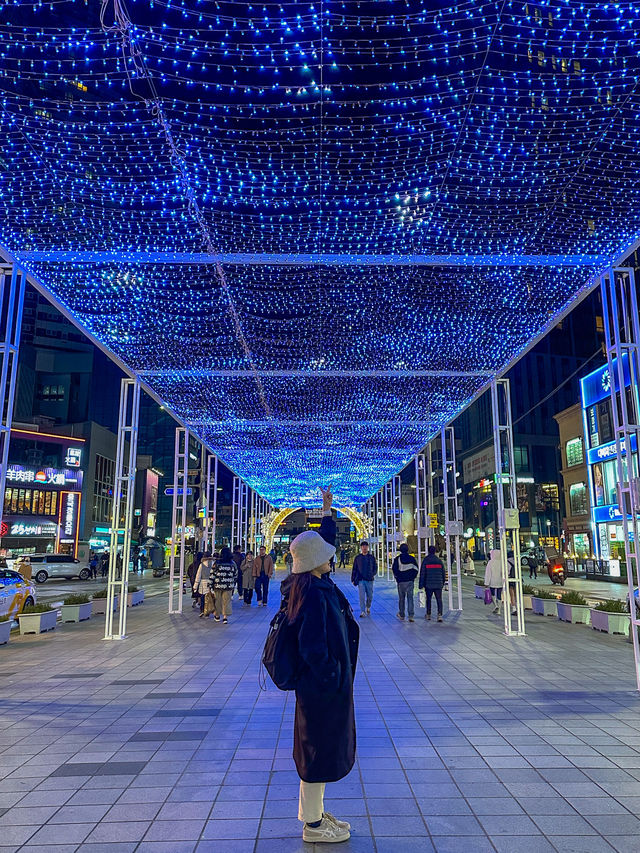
[591,608,629,635]
[0,620,12,645]
[61,602,92,623]
[92,595,118,615]
[557,602,591,625]
[523,594,533,610]
[18,609,58,634]
[474,584,485,600]
[531,596,557,616]
[127,590,144,607]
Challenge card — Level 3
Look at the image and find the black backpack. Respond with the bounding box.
[261,606,300,691]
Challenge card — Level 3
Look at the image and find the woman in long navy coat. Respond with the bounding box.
[282,485,359,844]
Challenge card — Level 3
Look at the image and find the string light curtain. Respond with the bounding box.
[0,0,637,506]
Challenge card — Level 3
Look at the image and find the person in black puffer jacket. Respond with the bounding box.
[392,543,419,622]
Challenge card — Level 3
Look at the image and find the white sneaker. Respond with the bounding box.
[492,606,499,614]
[302,816,350,843]
[324,812,351,831]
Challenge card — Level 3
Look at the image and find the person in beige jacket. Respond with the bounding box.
[241,551,255,606]
[253,546,274,606]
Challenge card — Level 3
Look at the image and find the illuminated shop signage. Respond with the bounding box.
[592,504,630,525]
[581,354,631,409]
[587,434,637,466]
[6,465,83,489]
[64,448,82,468]
[57,492,80,545]
[9,521,58,537]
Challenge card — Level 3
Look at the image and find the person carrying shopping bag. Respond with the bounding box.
[194,552,215,617]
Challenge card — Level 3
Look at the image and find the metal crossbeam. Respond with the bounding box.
[142,369,492,378]
[18,250,601,267]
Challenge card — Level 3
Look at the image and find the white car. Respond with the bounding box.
[26,554,91,584]
[0,569,36,619]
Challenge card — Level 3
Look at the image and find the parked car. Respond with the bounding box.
[0,569,36,618]
[25,554,91,584]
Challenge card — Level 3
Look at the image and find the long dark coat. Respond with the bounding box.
[293,574,359,782]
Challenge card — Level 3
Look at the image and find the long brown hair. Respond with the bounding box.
[287,572,313,624]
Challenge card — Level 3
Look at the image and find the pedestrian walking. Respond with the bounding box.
[187,551,203,607]
[194,552,215,616]
[241,551,255,605]
[392,543,418,622]
[89,554,98,580]
[279,484,358,844]
[116,552,123,580]
[351,540,377,617]
[210,547,237,623]
[419,545,446,622]
[253,546,274,606]
[232,545,245,599]
[100,553,109,579]
[285,550,293,574]
[338,547,347,569]
[484,548,503,615]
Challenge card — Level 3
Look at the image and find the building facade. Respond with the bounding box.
[553,402,591,559]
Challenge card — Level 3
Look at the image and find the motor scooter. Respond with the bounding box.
[548,563,565,585]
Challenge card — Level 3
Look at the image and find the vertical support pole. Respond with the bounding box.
[105,378,141,640]
[205,453,218,553]
[491,379,525,636]
[441,426,463,612]
[231,476,239,548]
[0,266,25,540]
[374,490,383,576]
[601,267,640,690]
[168,427,189,614]
[426,442,435,545]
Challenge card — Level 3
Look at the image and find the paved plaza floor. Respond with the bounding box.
[1,573,640,853]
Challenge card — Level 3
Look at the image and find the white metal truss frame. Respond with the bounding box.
[601,266,640,691]
[168,426,189,614]
[204,452,219,554]
[249,490,258,553]
[372,490,384,575]
[490,378,525,636]
[383,475,402,580]
[441,426,463,612]
[104,378,141,640]
[414,445,435,570]
[0,266,25,540]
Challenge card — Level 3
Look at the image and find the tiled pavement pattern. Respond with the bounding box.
[1,573,640,853]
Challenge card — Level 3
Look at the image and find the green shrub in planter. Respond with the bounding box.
[22,603,54,614]
[127,586,139,593]
[92,587,109,599]
[533,588,557,599]
[522,584,537,595]
[0,614,10,623]
[63,594,91,606]
[594,599,628,613]
[559,590,588,606]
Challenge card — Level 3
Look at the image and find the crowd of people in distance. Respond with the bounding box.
[187,543,279,622]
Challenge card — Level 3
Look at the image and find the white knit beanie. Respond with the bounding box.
[290,530,336,574]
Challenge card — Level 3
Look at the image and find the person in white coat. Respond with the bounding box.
[194,552,215,617]
[484,549,503,615]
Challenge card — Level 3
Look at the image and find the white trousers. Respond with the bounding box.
[298,780,326,823]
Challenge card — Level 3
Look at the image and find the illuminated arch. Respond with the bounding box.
[337,506,372,543]
[262,507,300,551]
[261,506,373,551]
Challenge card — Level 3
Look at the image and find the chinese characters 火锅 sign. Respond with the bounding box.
[6,465,83,489]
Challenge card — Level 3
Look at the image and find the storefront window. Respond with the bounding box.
[569,483,587,515]
[572,532,589,557]
[566,437,584,467]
